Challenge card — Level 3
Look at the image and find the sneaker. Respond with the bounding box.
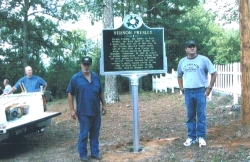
[38,128,44,133]
[198,137,206,147]
[183,138,197,146]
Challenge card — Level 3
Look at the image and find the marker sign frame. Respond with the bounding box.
[100,14,167,75]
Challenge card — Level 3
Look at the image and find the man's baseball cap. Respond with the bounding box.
[82,56,92,64]
[185,40,196,47]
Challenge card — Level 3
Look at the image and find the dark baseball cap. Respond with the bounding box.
[82,56,92,64]
[185,40,196,47]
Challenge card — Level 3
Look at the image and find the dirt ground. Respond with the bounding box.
[1,91,250,162]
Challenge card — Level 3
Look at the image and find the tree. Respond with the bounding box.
[0,0,60,69]
[46,29,87,98]
[45,29,102,98]
[0,0,241,97]
[81,0,200,69]
[205,0,239,25]
[180,5,240,65]
[239,0,250,125]
[100,0,198,100]
[0,0,86,96]
[103,0,120,103]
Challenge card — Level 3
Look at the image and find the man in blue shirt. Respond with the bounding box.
[6,66,47,112]
[66,56,107,161]
[7,66,47,94]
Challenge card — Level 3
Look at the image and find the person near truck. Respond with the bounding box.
[66,56,107,161]
[6,66,48,111]
[6,66,47,94]
[2,79,12,95]
[177,40,217,148]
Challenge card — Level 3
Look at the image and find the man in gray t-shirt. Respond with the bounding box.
[177,40,217,148]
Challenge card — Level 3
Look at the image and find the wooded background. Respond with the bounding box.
[0,0,240,100]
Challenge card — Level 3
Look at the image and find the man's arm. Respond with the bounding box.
[177,76,184,94]
[68,93,77,119]
[43,83,47,91]
[208,72,217,88]
[6,86,17,95]
[39,76,47,91]
[205,71,217,96]
[99,93,107,115]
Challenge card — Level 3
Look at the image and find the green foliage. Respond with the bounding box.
[79,0,104,23]
[44,28,102,97]
[46,57,76,99]
[205,0,239,24]
[170,5,240,67]
[0,0,240,96]
[205,29,240,64]
[0,0,88,97]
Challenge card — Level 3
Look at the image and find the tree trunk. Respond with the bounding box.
[239,0,250,125]
[22,0,29,70]
[103,0,119,103]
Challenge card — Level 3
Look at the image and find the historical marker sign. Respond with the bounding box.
[100,14,167,75]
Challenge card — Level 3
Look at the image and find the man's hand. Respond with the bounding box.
[102,106,107,115]
[70,109,77,120]
[205,88,212,96]
[180,88,184,94]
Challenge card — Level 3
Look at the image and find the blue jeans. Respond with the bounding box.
[184,87,206,139]
[78,115,101,158]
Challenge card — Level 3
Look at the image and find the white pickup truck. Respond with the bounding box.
[0,92,61,142]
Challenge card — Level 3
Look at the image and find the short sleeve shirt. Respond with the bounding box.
[3,85,12,94]
[66,71,102,116]
[14,75,47,92]
[177,55,216,88]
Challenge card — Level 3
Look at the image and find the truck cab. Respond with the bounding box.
[0,92,61,142]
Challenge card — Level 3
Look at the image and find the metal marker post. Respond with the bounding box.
[101,14,166,153]
[122,73,147,152]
